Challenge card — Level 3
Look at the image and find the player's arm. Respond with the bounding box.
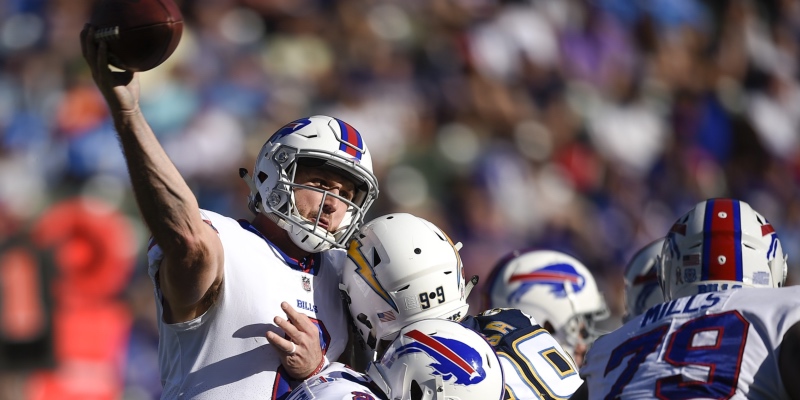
[80,26,223,323]
[779,320,800,399]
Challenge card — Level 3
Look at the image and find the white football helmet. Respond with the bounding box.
[340,213,469,356]
[658,198,788,301]
[485,250,609,362]
[240,115,379,253]
[623,238,665,322]
[367,319,505,400]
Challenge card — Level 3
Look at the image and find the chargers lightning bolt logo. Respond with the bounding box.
[347,239,397,312]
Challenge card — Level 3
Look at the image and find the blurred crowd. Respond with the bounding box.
[1,0,800,398]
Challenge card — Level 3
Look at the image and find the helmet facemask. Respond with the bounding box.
[271,157,371,252]
[241,116,379,253]
[556,307,610,360]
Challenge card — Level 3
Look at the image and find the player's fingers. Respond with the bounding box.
[281,301,315,332]
[274,313,302,342]
[265,331,296,354]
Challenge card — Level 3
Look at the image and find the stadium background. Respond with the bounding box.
[0,0,799,398]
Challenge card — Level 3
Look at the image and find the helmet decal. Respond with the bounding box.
[507,263,585,303]
[634,269,659,315]
[341,214,471,354]
[659,198,788,301]
[442,231,464,292]
[347,239,398,312]
[701,199,743,282]
[336,119,364,160]
[268,117,312,143]
[394,329,485,385]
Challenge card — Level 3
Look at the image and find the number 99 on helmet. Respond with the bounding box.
[658,198,788,301]
[366,319,505,400]
[340,213,469,354]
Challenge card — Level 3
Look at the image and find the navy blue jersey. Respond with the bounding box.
[462,308,584,399]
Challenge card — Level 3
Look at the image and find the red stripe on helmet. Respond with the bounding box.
[509,271,581,284]
[705,199,738,281]
[404,329,475,375]
[342,121,361,157]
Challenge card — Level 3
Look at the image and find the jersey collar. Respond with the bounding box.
[238,219,321,275]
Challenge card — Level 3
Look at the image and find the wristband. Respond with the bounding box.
[303,355,329,380]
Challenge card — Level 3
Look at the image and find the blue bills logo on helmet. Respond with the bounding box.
[268,118,312,143]
[391,329,486,385]
[507,263,586,303]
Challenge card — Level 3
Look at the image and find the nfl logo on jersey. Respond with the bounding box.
[302,276,311,292]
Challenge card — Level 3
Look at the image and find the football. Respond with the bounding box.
[90,0,183,72]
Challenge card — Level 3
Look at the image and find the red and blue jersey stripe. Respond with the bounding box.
[701,199,743,282]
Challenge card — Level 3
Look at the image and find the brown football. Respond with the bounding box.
[90,0,183,72]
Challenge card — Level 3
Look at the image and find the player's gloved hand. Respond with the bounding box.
[267,301,327,380]
[79,24,141,118]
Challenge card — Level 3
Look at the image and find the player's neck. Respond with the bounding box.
[251,214,311,260]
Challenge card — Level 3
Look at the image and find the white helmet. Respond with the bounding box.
[340,213,469,354]
[240,115,379,253]
[367,319,505,400]
[658,198,788,301]
[485,250,609,361]
[623,238,665,322]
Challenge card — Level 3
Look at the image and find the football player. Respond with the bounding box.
[622,238,666,322]
[339,213,583,399]
[485,250,610,366]
[287,319,505,400]
[573,198,800,399]
[82,26,381,397]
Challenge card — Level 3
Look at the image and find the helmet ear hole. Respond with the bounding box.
[410,380,423,400]
[372,249,381,265]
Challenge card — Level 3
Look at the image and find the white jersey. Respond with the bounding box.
[580,286,800,399]
[147,210,349,399]
[286,363,385,400]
